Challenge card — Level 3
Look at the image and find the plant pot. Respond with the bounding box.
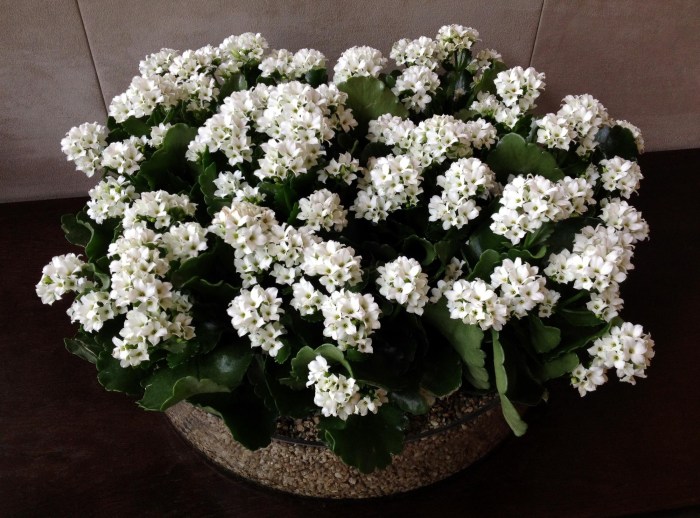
[165,394,511,498]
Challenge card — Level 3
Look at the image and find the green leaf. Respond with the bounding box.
[134,123,197,191]
[290,344,353,381]
[218,73,248,100]
[423,299,489,390]
[189,386,276,450]
[338,76,408,132]
[304,67,328,87]
[595,125,639,161]
[466,223,509,260]
[61,213,91,247]
[248,357,315,418]
[390,389,431,415]
[492,332,528,436]
[402,235,437,266]
[486,133,565,182]
[96,352,145,396]
[528,315,561,353]
[499,394,528,436]
[120,116,151,137]
[65,334,103,364]
[468,249,501,281]
[138,345,252,411]
[559,308,604,327]
[319,405,406,473]
[539,352,579,381]
[421,343,462,397]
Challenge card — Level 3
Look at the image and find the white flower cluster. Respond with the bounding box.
[161,222,208,262]
[435,24,480,55]
[430,258,466,303]
[428,157,496,229]
[571,322,654,396]
[260,48,326,79]
[297,188,348,232]
[471,66,545,128]
[35,254,92,305]
[443,258,554,330]
[227,286,285,356]
[391,36,440,69]
[376,256,430,315]
[107,222,196,367]
[87,175,136,223]
[320,290,382,353]
[352,154,423,222]
[318,152,362,185]
[60,122,108,177]
[122,190,196,229]
[444,279,508,331]
[536,95,611,155]
[333,46,387,84]
[392,65,440,112]
[66,291,117,333]
[212,170,265,204]
[490,258,549,319]
[101,136,146,176]
[599,156,643,198]
[306,356,387,420]
[466,49,502,83]
[368,114,497,167]
[148,123,173,148]
[188,81,355,181]
[545,221,648,321]
[301,240,363,293]
[491,174,595,244]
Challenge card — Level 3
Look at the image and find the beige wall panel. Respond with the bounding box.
[531,0,700,152]
[0,2,106,202]
[78,0,543,106]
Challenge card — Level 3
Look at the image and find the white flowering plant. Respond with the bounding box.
[38,26,653,473]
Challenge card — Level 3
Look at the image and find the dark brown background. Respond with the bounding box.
[2,149,699,517]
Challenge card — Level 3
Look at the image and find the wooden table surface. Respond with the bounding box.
[2,149,699,518]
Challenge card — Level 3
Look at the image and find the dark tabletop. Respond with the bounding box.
[2,149,699,518]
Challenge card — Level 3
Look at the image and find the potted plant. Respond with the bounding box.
[37,24,653,497]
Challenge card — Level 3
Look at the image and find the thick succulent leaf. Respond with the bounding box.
[486,133,565,182]
[421,343,462,397]
[528,315,562,353]
[468,249,501,281]
[492,331,528,436]
[319,405,406,474]
[539,352,580,381]
[423,299,489,390]
[138,345,252,411]
[290,344,353,381]
[595,125,639,161]
[60,212,91,247]
[338,76,408,131]
[189,387,276,450]
[96,352,146,396]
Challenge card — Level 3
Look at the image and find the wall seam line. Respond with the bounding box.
[75,0,108,113]
[528,0,547,66]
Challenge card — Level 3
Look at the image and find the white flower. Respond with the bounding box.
[535,113,574,150]
[290,278,325,316]
[320,290,381,352]
[86,175,136,223]
[161,222,208,262]
[599,156,643,198]
[101,137,146,176]
[574,322,654,395]
[444,279,508,331]
[333,46,387,83]
[428,157,496,229]
[301,240,363,292]
[435,24,479,58]
[490,258,547,319]
[60,122,108,177]
[390,36,439,69]
[297,189,348,232]
[36,254,92,305]
[376,257,430,315]
[67,291,117,332]
[123,190,196,230]
[392,65,440,112]
[148,123,173,148]
[319,152,361,185]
